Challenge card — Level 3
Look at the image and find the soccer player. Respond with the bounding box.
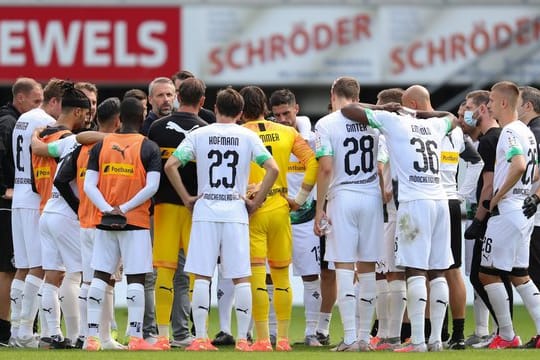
[479,81,540,349]
[83,97,162,351]
[241,86,318,351]
[341,95,457,352]
[164,87,279,351]
[148,77,208,349]
[11,78,64,347]
[314,77,382,351]
[269,89,322,346]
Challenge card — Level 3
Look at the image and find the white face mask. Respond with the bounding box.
[173,98,180,111]
[464,110,477,127]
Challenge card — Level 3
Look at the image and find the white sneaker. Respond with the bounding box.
[428,340,443,352]
[331,340,360,352]
[16,335,39,348]
[170,335,195,348]
[102,339,127,350]
[471,334,495,349]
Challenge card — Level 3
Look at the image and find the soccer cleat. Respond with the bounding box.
[470,334,495,348]
[488,335,521,349]
[374,337,401,351]
[16,335,39,348]
[331,340,360,352]
[427,340,443,352]
[235,339,252,352]
[128,336,162,351]
[446,337,466,350]
[370,336,381,347]
[394,342,427,352]
[50,334,73,349]
[102,339,127,350]
[84,336,102,351]
[211,331,235,346]
[185,338,218,351]
[357,339,373,352]
[250,339,273,352]
[153,336,171,350]
[170,335,195,348]
[304,334,322,347]
[38,336,52,349]
[276,338,292,351]
[316,331,330,346]
[521,335,540,349]
[74,336,85,349]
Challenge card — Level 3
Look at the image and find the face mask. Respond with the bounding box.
[173,98,180,111]
[464,110,477,127]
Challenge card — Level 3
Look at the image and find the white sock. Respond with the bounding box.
[87,278,107,337]
[485,282,514,340]
[9,279,25,339]
[59,272,81,341]
[18,274,43,338]
[336,268,356,345]
[234,282,252,340]
[473,290,490,336]
[317,312,332,336]
[388,279,406,338]
[407,276,427,345]
[516,280,540,334]
[303,279,321,336]
[217,274,235,335]
[41,283,62,336]
[79,283,89,338]
[126,283,145,338]
[192,279,210,339]
[375,279,390,339]
[428,277,449,344]
[100,285,114,342]
[356,272,376,342]
[267,284,277,337]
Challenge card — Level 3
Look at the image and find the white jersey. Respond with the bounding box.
[378,135,392,194]
[315,110,380,198]
[11,107,55,209]
[366,109,452,202]
[494,120,537,212]
[440,127,465,199]
[172,123,272,224]
[43,135,80,219]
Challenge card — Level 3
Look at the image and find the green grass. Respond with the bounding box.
[1,305,539,359]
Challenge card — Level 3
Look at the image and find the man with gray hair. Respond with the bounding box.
[141,77,176,135]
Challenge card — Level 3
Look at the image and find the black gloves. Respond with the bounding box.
[523,194,540,219]
[464,218,487,240]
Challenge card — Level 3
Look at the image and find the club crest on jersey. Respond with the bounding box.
[507,135,518,147]
[102,163,134,176]
[34,166,51,179]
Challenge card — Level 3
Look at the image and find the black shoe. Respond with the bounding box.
[50,335,73,349]
[316,331,330,346]
[447,338,466,350]
[39,337,52,349]
[74,336,85,349]
[521,335,540,349]
[211,331,235,346]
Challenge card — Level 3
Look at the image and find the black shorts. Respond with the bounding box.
[448,199,462,269]
[0,209,16,272]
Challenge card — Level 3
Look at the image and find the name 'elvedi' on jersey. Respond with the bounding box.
[208,136,240,146]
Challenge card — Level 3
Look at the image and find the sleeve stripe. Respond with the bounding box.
[505,146,524,162]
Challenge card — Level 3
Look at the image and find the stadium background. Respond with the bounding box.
[1,0,539,305]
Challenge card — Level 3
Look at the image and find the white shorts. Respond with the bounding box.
[481,210,534,272]
[377,200,403,274]
[91,229,152,275]
[40,212,82,273]
[80,227,95,282]
[395,199,453,270]
[324,191,383,263]
[292,219,321,276]
[185,221,250,279]
[12,208,41,268]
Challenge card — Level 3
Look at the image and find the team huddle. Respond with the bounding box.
[1,74,540,352]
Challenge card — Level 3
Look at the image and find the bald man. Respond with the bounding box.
[404,85,482,349]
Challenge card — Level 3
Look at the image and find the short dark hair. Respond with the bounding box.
[178,78,206,107]
[269,89,296,108]
[239,86,268,120]
[377,88,404,105]
[466,90,490,107]
[120,97,144,126]
[519,86,540,114]
[97,97,121,126]
[123,89,147,102]
[216,87,244,118]
[61,82,90,111]
[171,70,195,82]
[12,77,40,97]
[331,77,360,102]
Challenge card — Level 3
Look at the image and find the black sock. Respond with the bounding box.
[401,322,411,343]
[451,318,465,340]
[371,319,379,337]
[0,319,11,342]
[424,318,431,342]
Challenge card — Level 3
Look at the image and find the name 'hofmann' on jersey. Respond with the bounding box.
[208,136,240,146]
